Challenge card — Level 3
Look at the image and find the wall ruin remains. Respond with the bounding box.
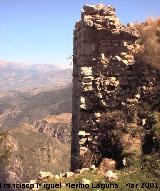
[71,4,160,171]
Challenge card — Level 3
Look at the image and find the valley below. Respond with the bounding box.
[0,61,72,184]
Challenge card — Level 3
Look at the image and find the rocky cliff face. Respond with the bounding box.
[0,117,71,184]
[33,113,71,143]
[71,4,160,170]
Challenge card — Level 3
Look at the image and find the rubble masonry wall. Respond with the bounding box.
[71,4,159,171]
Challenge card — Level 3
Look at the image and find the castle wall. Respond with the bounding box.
[71,4,159,171]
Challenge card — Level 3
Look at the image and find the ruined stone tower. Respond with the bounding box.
[71,4,159,171]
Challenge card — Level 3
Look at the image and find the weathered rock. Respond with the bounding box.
[59,172,66,178]
[65,171,75,178]
[39,171,54,179]
[105,170,118,181]
[98,158,116,174]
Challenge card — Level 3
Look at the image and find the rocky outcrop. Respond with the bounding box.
[71,4,160,171]
[33,113,71,143]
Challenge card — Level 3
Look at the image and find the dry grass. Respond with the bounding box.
[134,17,160,69]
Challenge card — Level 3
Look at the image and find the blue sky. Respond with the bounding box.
[0,0,160,68]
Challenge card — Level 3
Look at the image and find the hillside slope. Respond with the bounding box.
[0,85,72,129]
[0,120,71,184]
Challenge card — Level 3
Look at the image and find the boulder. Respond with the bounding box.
[105,170,118,181]
[65,171,75,178]
[39,171,54,179]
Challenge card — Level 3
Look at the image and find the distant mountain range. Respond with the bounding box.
[0,60,72,91]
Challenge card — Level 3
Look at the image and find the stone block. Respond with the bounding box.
[81,66,92,76]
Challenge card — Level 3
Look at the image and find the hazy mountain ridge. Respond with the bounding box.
[0,60,72,91]
[0,60,61,77]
